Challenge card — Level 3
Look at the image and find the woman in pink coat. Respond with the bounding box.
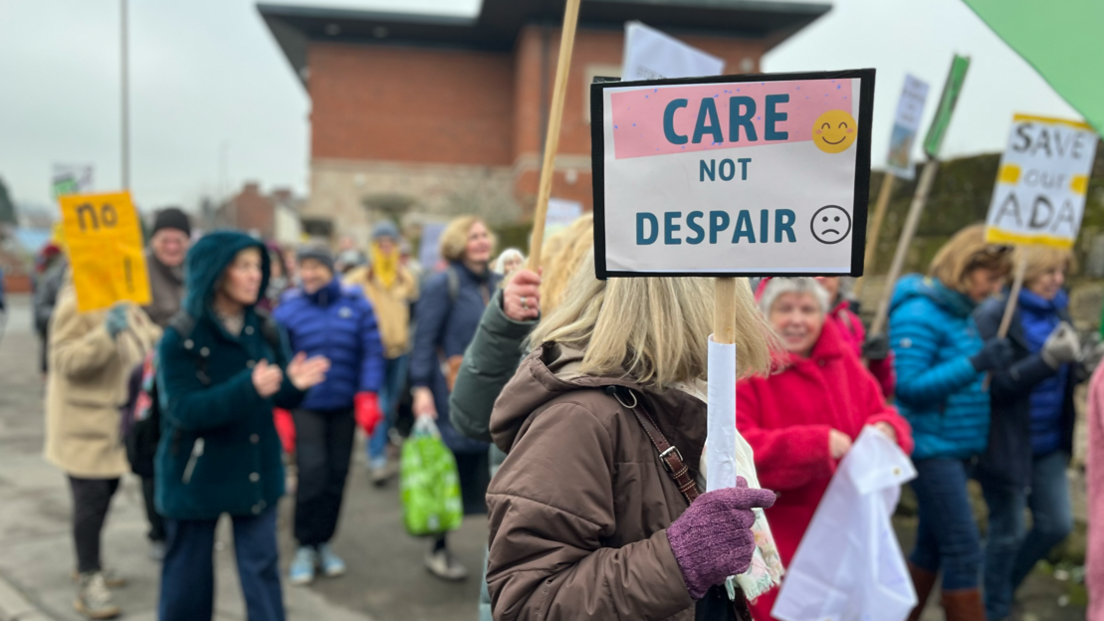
[1087,361,1104,618]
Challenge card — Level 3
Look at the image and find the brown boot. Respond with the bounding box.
[906,562,937,621]
[941,588,985,621]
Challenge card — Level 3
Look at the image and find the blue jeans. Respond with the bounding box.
[982,451,1073,620]
[909,458,983,591]
[159,507,284,621]
[368,355,409,468]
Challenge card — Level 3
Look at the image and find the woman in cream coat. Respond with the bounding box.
[45,280,160,619]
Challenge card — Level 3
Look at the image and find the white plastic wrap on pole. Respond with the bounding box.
[706,336,737,493]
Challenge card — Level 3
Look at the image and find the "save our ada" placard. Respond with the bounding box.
[985,114,1098,249]
[590,69,875,278]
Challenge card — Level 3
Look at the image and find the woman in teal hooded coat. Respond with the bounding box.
[155,231,330,621]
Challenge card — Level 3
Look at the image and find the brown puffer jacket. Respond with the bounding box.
[486,343,749,621]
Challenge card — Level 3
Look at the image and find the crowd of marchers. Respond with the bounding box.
[29,208,1104,621]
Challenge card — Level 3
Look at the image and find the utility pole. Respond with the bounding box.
[121,0,130,189]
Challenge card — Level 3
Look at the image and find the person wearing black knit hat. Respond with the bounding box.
[136,207,193,564]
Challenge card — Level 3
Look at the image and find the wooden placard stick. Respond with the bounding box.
[852,173,895,299]
[982,252,1027,389]
[715,278,738,345]
[997,251,1028,339]
[868,159,940,341]
[526,0,582,271]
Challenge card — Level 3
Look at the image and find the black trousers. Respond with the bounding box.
[292,407,356,547]
[141,475,166,542]
[68,476,120,574]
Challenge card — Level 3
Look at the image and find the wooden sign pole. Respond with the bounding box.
[981,252,1027,389]
[526,0,582,271]
[715,278,738,345]
[997,252,1028,339]
[852,173,895,299]
[868,159,940,340]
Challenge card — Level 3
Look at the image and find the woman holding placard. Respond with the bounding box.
[889,224,1014,620]
[737,277,913,621]
[46,283,161,619]
[974,246,1084,621]
[485,257,776,620]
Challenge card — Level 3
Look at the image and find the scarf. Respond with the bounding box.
[371,242,400,289]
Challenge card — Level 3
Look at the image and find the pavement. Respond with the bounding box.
[0,294,486,621]
[0,292,1089,620]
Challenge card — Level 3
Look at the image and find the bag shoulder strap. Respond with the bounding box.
[446,266,460,303]
[604,386,699,504]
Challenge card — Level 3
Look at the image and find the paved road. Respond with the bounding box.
[0,295,485,621]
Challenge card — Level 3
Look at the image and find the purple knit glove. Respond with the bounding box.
[666,477,777,599]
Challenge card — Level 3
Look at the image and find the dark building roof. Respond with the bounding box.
[258,0,831,87]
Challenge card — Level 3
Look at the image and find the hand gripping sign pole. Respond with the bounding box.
[526,0,582,271]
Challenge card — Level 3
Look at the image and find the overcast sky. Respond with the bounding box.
[0,0,1080,213]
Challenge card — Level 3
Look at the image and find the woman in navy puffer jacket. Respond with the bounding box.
[409,215,501,581]
[889,224,1014,621]
[975,246,1083,621]
[274,246,384,586]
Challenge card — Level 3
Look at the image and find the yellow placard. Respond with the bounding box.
[59,192,151,313]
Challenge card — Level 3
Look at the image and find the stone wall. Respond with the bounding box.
[306,158,521,246]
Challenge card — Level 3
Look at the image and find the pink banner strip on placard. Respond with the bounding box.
[611,79,854,160]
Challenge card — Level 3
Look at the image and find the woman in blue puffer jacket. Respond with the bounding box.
[274,246,384,586]
[889,224,1013,621]
[409,215,501,581]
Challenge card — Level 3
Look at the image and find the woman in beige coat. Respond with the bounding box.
[45,281,160,619]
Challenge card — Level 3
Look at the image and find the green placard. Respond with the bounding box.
[964,0,1104,140]
[923,55,970,159]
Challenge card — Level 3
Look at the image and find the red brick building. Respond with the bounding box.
[260,0,829,242]
[213,182,304,244]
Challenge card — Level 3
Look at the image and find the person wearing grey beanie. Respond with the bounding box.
[297,246,335,275]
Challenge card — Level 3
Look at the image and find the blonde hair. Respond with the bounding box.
[439,216,496,263]
[540,214,595,312]
[529,253,772,388]
[1018,245,1074,287]
[928,224,1013,293]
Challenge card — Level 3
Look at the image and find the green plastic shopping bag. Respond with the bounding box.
[401,417,463,536]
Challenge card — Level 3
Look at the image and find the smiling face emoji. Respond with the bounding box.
[810,205,852,245]
[812,110,857,154]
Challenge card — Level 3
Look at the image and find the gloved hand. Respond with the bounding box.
[1082,336,1104,372]
[666,477,776,599]
[862,333,890,361]
[1042,321,1080,369]
[355,392,383,436]
[104,304,129,339]
[969,337,1013,372]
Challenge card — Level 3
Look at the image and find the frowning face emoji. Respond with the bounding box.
[810,205,852,245]
[812,110,857,154]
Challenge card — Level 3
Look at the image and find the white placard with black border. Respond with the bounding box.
[590,69,875,278]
